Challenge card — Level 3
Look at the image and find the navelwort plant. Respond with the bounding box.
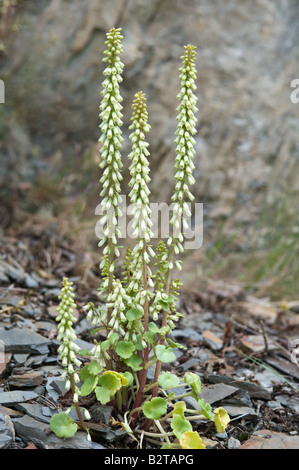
[50,27,230,449]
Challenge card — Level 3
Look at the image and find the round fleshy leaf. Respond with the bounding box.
[101,332,119,351]
[142,397,167,420]
[158,371,180,389]
[170,415,192,439]
[102,370,128,386]
[95,371,123,405]
[115,340,136,359]
[214,407,230,433]
[179,431,206,449]
[184,372,201,394]
[121,371,134,386]
[124,353,143,371]
[155,344,176,363]
[126,307,143,322]
[88,359,103,375]
[143,331,155,345]
[148,323,169,335]
[50,412,78,438]
[81,374,97,396]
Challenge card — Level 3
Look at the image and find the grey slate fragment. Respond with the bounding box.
[0,327,51,354]
[0,391,38,405]
[172,328,203,342]
[0,413,14,449]
[90,405,113,425]
[221,404,257,418]
[50,379,67,396]
[14,403,52,424]
[206,374,271,400]
[200,383,238,405]
[13,414,92,449]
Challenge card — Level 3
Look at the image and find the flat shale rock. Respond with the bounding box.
[13,414,92,449]
[240,429,299,449]
[0,413,14,449]
[0,327,52,354]
[8,370,44,388]
[200,383,238,404]
[0,391,38,406]
[206,374,271,400]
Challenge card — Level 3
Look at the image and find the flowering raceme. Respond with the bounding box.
[56,278,81,400]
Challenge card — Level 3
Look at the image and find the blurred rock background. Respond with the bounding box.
[0,0,299,299]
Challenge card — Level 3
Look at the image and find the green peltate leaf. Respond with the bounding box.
[197,398,215,421]
[121,371,134,386]
[155,344,176,363]
[158,371,180,389]
[124,353,143,371]
[159,299,170,311]
[95,385,112,405]
[50,412,78,438]
[134,335,145,351]
[115,340,136,359]
[81,374,97,397]
[167,338,187,350]
[143,331,156,345]
[158,295,175,311]
[142,397,167,420]
[95,371,124,405]
[101,332,119,351]
[184,372,202,394]
[80,364,90,381]
[126,307,143,322]
[148,322,169,335]
[170,415,192,439]
[78,349,93,356]
[88,359,103,375]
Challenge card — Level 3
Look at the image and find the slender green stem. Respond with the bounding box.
[152,245,175,397]
[70,374,87,432]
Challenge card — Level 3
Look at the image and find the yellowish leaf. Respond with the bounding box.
[179,431,206,449]
[173,401,186,417]
[214,407,230,433]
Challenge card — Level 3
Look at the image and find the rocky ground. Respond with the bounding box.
[0,227,298,450]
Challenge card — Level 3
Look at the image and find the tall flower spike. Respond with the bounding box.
[55,278,88,434]
[98,27,124,261]
[168,44,198,274]
[56,278,81,398]
[127,91,154,306]
[153,46,198,395]
[97,28,124,348]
